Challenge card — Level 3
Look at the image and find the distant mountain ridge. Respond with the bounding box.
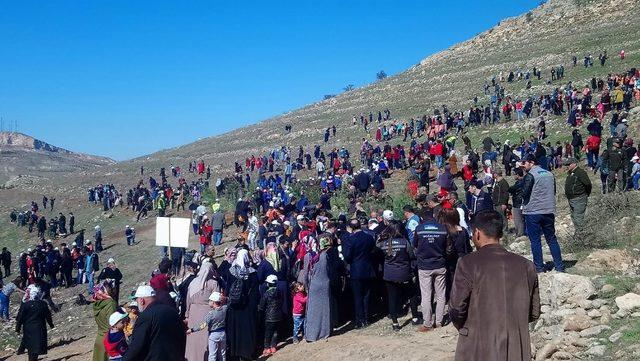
[0,131,115,184]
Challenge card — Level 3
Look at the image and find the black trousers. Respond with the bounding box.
[350,279,372,325]
[385,280,419,324]
[264,321,279,348]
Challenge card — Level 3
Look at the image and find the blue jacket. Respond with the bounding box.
[342,231,376,280]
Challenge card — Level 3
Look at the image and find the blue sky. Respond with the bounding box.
[0,0,539,161]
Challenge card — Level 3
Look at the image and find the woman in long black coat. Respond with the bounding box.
[15,286,54,361]
[226,249,260,360]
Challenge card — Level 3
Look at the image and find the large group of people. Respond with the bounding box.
[0,52,638,361]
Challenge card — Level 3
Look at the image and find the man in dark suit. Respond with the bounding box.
[123,285,186,361]
[449,210,540,361]
[466,180,493,226]
[342,218,376,328]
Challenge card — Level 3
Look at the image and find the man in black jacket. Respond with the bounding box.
[123,285,186,361]
[492,170,510,232]
[414,212,448,332]
[342,219,376,328]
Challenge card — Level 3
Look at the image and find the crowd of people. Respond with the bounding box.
[1,53,638,361]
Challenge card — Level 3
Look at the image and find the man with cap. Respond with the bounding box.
[631,155,640,190]
[125,225,134,246]
[123,285,186,361]
[402,206,421,245]
[522,154,564,272]
[564,157,592,238]
[602,138,625,193]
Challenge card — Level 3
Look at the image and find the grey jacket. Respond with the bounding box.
[211,211,225,231]
[522,165,556,215]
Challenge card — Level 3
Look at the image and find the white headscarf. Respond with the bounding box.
[187,261,215,299]
[231,249,255,278]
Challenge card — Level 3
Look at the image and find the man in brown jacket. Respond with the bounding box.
[449,210,540,361]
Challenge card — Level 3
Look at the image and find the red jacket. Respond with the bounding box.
[586,135,601,151]
[199,225,212,245]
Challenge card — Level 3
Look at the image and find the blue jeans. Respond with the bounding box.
[525,214,564,272]
[0,292,9,319]
[633,173,640,190]
[213,230,223,246]
[87,272,94,294]
[292,315,305,341]
[435,155,443,168]
[76,269,85,285]
[587,150,598,169]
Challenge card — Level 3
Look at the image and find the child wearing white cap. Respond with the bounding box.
[187,291,227,361]
[103,310,129,360]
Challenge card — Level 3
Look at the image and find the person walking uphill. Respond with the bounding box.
[563,157,592,239]
[123,285,186,361]
[522,154,564,273]
[449,210,540,361]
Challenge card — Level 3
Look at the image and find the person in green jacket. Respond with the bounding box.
[157,193,166,217]
[92,281,117,361]
[602,138,625,193]
[564,157,592,238]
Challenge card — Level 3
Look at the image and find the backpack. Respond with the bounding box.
[228,276,246,306]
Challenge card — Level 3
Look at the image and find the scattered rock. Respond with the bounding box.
[563,314,592,331]
[509,241,529,255]
[552,351,572,360]
[536,342,558,361]
[539,273,597,307]
[609,332,622,343]
[615,293,640,313]
[579,325,610,338]
[600,284,615,294]
[585,345,606,357]
[587,309,601,318]
[600,309,613,325]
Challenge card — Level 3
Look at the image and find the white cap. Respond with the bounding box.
[27,248,32,252]
[382,210,394,221]
[622,118,628,123]
[209,291,222,302]
[54,247,59,251]
[107,258,115,264]
[266,274,278,284]
[296,215,305,221]
[85,240,92,244]
[71,242,76,246]
[129,300,138,308]
[126,225,130,228]
[46,239,52,244]
[108,311,129,327]
[632,156,639,162]
[283,221,291,226]
[133,285,156,298]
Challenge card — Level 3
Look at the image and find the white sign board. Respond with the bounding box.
[155,217,191,248]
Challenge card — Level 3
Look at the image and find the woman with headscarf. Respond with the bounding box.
[97,258,123,304]
[185,261,220,361]
[296,235,317,289]
[91,281,117,361]
[15,285,54,361]
[304,236,332,342]
[218,248,237,293]
[226,249,259,360]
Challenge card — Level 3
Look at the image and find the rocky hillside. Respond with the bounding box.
[111,0,639,175]
[0,132,115,184]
